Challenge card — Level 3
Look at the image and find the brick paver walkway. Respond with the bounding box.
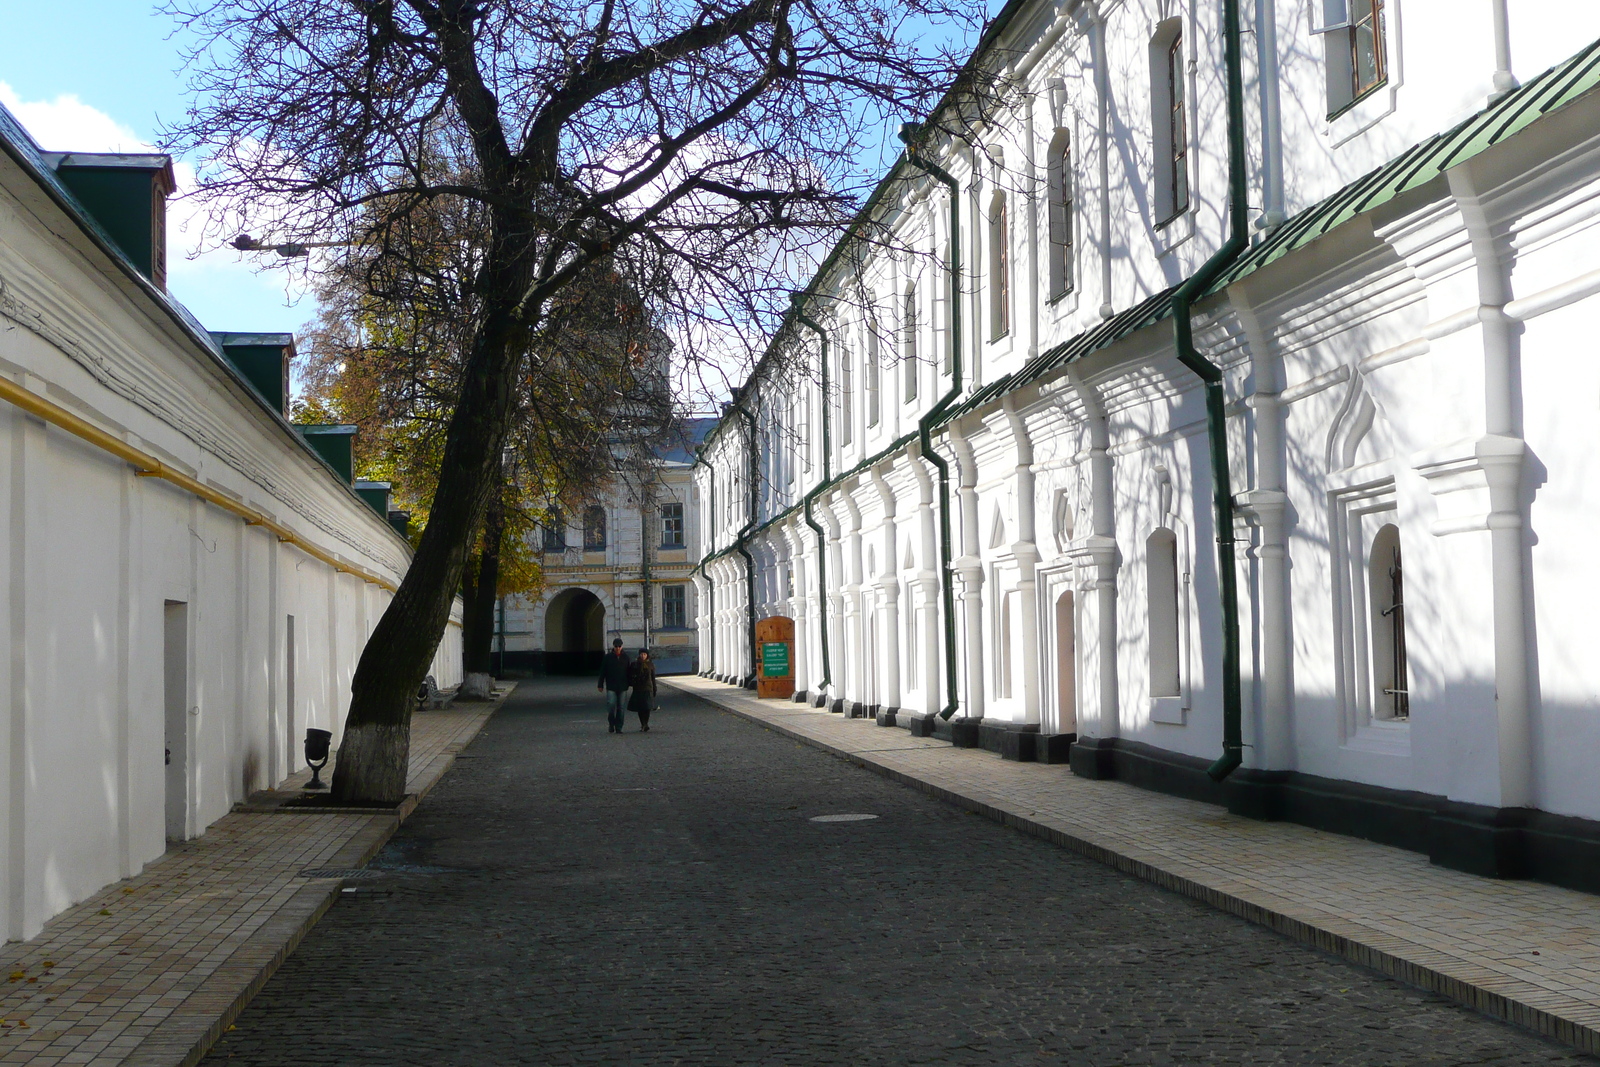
[666,676,1600,1057]
[0,694,505,1067]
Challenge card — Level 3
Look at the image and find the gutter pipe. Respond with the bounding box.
[732,397,760,687]
[791,297,835,704]
[899,122,964,721]
[1173,0,1250,781]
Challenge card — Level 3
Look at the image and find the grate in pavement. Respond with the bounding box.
[299,867,385,879]
[809,813,879,823]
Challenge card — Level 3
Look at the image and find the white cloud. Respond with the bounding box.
[0,82,316,335]
[0,83,148,154]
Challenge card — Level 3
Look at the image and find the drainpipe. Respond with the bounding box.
[1173,0,1249,782]
[1085,0,1115,320]
[1490,0,1518,102]
[899,122,965,721]
[732,398,760,687]
[791,298,835,705]
[1255,0,1285,231]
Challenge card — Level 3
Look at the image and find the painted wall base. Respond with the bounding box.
[875,707,900,727]
[1067,738,1600,894]
[934,716,983,748]
[979,721,1040,762]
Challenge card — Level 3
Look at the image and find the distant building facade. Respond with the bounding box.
[0,106,460,938]
[499,419,712,676]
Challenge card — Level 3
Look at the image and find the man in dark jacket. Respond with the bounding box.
[598,638,631,733]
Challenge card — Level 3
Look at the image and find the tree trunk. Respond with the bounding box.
[332,271,531,803]
[460,468,506,700]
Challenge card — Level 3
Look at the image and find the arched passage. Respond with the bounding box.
[544,588,605,675]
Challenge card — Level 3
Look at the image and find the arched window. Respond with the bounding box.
[1369,523,1409,720]
[583,505,607,550]
[1151,21,1189,223]
[1146,528,1180,697]
[542,507,566,551]
[989,191,1010,339]
[1047,131,1074,299]
[902,286,919,403]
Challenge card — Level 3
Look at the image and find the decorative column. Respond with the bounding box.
[907,445,943,722]
[842,486,867,717]
[1003,396,1042,727]
[869,465,902,720]
[950,423,985,728]
[1067,369,1120,778]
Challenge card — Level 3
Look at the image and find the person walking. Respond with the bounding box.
[598,638,631,733]
[627,650,658,732]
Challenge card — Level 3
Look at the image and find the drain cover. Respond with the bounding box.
[809,814,879,823]
[298,867,383,879]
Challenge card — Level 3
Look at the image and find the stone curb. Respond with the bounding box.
[123,685,514,1067]
[666,679,1600,1057]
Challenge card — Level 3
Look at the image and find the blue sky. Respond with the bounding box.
[0,2,992,356]
[0,3,324,336]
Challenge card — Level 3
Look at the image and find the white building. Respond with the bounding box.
[500,419,713,676]
[695,3,1600,892]
[0,106,461,939]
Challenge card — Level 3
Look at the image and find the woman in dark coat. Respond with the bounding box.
[627,650,658,731]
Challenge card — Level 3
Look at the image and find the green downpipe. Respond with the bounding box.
[1173,0,1249,781]
[732,398,760,688]
[899,123,963,721]
[791,298,834,704]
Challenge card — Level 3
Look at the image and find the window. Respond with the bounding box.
[1151,22,1189,224]
[1146,529,1180,698]
[583,505,607,550]
[989,192,1010,339]
[902,287,919,402]
[1368,523,1408,720]
[1047,132,1074,300]
[1325,0,1388,115]
[542,507,566,551]
[661,502,684,547]
[662,585,687,629]
[866,318,881,427]
[1351,0,1387,99]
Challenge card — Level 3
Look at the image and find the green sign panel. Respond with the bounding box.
[762,642,790,677]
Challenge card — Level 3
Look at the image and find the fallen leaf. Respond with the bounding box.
[97,909,111,916]
[40,961,53,968]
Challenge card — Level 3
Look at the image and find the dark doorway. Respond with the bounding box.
[544,588,605,675]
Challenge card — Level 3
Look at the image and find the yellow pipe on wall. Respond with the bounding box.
[0,373,404,594]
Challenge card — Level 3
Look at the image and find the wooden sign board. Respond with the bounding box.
[755,615,795,700]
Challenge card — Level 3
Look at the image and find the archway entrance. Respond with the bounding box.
[544,588,605,675]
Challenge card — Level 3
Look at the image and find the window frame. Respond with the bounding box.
[1047,130,1075,302]
[542,508,567,552]
[660,502,685,548]
[582,505,607,551]
[989,190,1011,341]
[662,584,687,629]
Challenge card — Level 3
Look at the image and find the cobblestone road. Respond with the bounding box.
[205,679,1594,1066]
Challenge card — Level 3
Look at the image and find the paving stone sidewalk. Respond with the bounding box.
[666,676,1600,1057]
[0,692,506,1067]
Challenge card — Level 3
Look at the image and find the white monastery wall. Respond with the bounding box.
[0,117,461,939]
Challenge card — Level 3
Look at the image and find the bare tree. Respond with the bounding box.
[163,0,985,801]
